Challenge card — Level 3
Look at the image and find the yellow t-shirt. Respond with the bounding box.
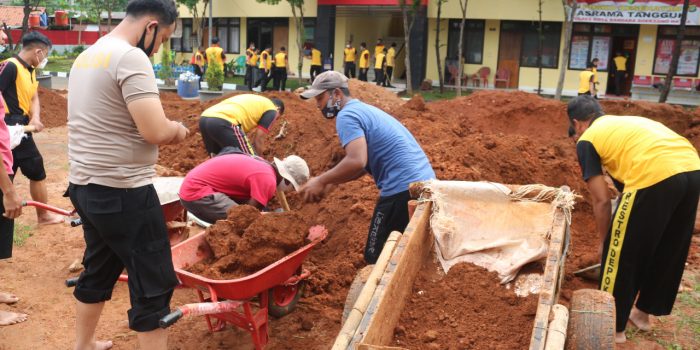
[614,56,627,71]
[344,47,356,62]
[374,44,385,57]
[359,49,370,68]
[592,67,599,83]
[274,52,287,68]
[1,57,38,116]
[577,115,700,191]
[386,47,396,67]
[374,53,385,69]
[245,48,254,65]
[311,48,322,66]
[194,52,204,68]
[578,71,595,93]
[202,94,278,133]
[206,46,224,67]
[259,51,272,70]
[250,53,259,66]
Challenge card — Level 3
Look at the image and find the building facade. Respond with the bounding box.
[172,0,700,96]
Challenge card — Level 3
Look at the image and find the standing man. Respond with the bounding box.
[373,39,384,83]
[299,71,435,263]
[358,43,370,82]
[308,45,322,83]
[0,31,63,225]
[256,46,272,92]
[191,46,205,89]
[343,41,356,79]
[205,37,225,69]
[578,62,596,97]
[591,58,600,95]
[567,95,700,344]
[612,52,628,96]
[179,151,309,223]
[0,27,26,328]
[198,94,284,156]
[384,42,396,88]
[374,48,386,87]
[273,46,288,91]
[67,1,189,349]
[244,42,256,88]
[249,48,260,91]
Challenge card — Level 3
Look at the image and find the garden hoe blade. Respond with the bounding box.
[573,263,601,281]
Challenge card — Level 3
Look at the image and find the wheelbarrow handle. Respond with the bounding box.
[159,309,184,328]
[22,200,75,216]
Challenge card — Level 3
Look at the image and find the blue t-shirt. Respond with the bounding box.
[336,99,435,197]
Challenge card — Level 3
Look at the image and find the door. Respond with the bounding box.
[606,37,637,95]
[498,24,523,89]
[273,26,289,53]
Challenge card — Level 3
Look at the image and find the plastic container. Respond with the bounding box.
[177,78,199,98]
[55,10,69,26]
[29,14,41,28]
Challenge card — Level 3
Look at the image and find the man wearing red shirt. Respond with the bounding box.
[179,150,309,223]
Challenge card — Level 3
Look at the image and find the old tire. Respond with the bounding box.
[342,265,374,324]
[268,281,305,318]
[565,289,616,350]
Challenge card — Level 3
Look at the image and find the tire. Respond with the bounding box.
[565,289,616,350]
[268,281,305,318]
[342,265,374,324]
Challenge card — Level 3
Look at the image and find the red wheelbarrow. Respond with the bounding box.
[159,225,328,350]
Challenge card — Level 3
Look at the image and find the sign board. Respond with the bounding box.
[574,0,700,25]
[591,36,611,70]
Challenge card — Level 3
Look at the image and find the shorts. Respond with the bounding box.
[199,116,255,156]
[0,176,16,259]
[180,193,239,224]
[364,190,411,263]
[68,183,178,332]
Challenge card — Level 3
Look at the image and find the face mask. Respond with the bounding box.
[0,46,6,54]
[36,51,48,69]
[137,24,159,57]
[321,94,341,119]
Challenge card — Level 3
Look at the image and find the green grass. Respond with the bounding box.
[224,75,309,91]
[43,57,76,73]
[405,88,470,102]
[13,224,32,246]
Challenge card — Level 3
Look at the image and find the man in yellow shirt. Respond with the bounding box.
[578,62,596,97]
[205,37,226,69]
[385,42,396,88]
[199,94,285,156]
[255,46,272,92]
[249,48,260,91]
[244,42,256,89]
[343,41,356,79]
[591,58,600,92]
[273,47,288,91]
[307,45,322,83]
[567,95,700,344]
[358,42,370,82]
[190,46,206,89]
[373,39,385,83]
[612,52,628,96]
[374,48,386,87]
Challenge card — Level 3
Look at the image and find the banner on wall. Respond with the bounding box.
[574,0,700,25]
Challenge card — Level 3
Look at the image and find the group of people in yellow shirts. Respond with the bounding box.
[577,52,628,97]
[243,43,289,92]
[343,38,396,87]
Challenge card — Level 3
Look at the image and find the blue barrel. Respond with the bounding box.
[177,78,199,98]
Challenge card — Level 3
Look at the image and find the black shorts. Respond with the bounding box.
[69,183,178,332]
[5,114,46,181]
[364,190,411,263]
[0,176,16,260]
[199,116,255,156]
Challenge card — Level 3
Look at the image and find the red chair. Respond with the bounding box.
[672,77,693,90]
[447,64,467,86]
[652,76,666,87]
[632,75,652,87]
[471,67,491,88]
[494,68,510,89]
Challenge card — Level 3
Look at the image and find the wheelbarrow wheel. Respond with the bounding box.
[565,289,615,350]
[268,281,305,318]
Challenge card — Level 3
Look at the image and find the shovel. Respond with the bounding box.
[573,263,601,281]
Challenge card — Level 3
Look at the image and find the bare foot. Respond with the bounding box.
[95,340,113,350]
[629,307,652,331]
[0,310,28,326]
[38,213,65,225]
[615,331,626,344]
[0,292,19,304]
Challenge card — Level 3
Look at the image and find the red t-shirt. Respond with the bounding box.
[179,154,276,205]
[0,95,13,175]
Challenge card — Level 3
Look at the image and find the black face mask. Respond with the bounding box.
[137,24,158,56]
[321,94,341,119]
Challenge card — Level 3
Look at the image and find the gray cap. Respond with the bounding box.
[300,71,348,99]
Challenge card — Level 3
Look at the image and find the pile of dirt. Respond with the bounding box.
[39,86,68,128]
[187,205,310,279]
[393,262,538,349]
[348,79,404,113]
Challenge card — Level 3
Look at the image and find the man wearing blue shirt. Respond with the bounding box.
[299,71,435,263]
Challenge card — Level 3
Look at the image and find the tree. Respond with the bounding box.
[659,0,690,103]
[399,0,422,96]
[175,0,210,53]
[555,0,578,100]
[537,0,543,95]
[20,0,41,48]
[435,0,448,93]
[456,0,468,97]
[93,0,128,35]
[257,0,306,85]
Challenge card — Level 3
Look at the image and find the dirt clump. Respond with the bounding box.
[393,262,537,349]
[348,79,404,113]
[39,86,68,128]
[188,205,310,279]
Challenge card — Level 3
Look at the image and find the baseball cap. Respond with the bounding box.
[300,71,348,100]
[273,155,310,191]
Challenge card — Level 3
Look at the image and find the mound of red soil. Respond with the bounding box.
[39,86,68,128]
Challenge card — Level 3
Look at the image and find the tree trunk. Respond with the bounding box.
[401,4,414,96]
[537,0,543,95]
[21,0,31,45]
[291,3,305,85]
[78,16,83,45]
[108,8,113,34]
[435,0,445,93]
[456,0,468,97]
[659,0,690,103]
[2,23,14,51]
[555,1,578,100]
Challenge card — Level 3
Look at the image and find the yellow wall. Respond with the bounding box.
[178,0,317,18]
[332,16,396,75]
[635,25,658,76]
[429,0,565,21]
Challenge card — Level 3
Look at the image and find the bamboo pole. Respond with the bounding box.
[544,304,569,350]
[332,231,402,350]
[276,189,291,212]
